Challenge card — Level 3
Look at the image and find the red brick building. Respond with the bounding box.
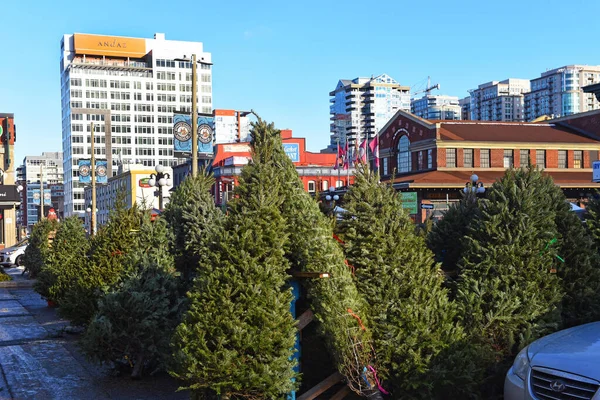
[172,129,355,205]
[376,110,600,223]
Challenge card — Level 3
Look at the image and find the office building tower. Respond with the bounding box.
[328,74,410,150]
[59,32,212,216]
[411,94,462,120]
[16,152,64,231]
[459,97,471,120]
[525,65,600,120]
[469,79,530,121]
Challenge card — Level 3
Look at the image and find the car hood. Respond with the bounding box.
[529,322,600,381]
[0,245,25,254]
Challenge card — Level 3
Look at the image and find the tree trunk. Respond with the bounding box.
[131,353,145,379]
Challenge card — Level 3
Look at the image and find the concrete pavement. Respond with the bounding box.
[0,267,186,400]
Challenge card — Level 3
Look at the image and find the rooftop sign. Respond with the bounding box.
[73,34,147,58]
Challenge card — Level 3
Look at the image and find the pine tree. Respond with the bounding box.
[585,192,600,249]
[59,196,143,326]
[427,192,481,277]
[34,217,90,305]
[456,167,563,394]
[171,120,297,399]
[81,212,183,379]
[163,171,223,286]
[250,119,376,396]
[22,218,59,278]
[336,165,465,398]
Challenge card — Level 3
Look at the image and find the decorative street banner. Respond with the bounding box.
[31,189,41,206]
[283,143,300,163]
[96,160,108,184]
[43,189,52,206]
[78,159,91,184]
[173,113,214,157]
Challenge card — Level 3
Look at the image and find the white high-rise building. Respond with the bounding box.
[469,79,530,122]
[328,74,410,150]
[525,65,600,121]
[60,33,212,216]
[411,94,462,120]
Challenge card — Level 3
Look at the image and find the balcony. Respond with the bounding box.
[71,57,152,71]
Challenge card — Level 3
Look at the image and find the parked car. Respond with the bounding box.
[0,238,29,268]
[505,322,600,399]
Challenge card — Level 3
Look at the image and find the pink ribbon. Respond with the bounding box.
[368,365,389,395]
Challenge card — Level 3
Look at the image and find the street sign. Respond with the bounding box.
[400,192,418,214]
[594,161,600,182]
[421,204,434,210]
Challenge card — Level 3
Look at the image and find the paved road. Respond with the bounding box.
[0,267,186,400]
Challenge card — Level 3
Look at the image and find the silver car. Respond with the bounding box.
[505,322,600,399]
[0,238,28,268]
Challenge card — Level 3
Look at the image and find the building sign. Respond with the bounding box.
[283,143,300,163]
[96,160,108,184]
[0,185,21,203]
[223,144,251,153]
[173,113,214,157]
[139,177,152,188]
[73,34,147,58]
[593,161,600,183]
[400,192,418,215]
[78,159,91,184]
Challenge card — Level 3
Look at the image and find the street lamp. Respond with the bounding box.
[174,54,212,178]
[463,174,485,194]
[148,164,172,210]
[325,186,340,202]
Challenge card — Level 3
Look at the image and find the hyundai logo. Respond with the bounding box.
[549,379,566,392]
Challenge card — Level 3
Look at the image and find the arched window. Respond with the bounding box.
[307,180,316,193]
[397,136,410,173]
[321,180,329,191]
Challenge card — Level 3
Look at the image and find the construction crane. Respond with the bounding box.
[412,76,440,97]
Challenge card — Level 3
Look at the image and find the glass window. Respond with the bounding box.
[427,149,432,169]
[336,180,344,188]
[418,151,424,170]
[558,150,567,168]
[307,181,316,193]
[446,148,456,168]
[536,150,546,169]
[322,181,329,191]
[503,149,514,168]
[574,150,583,168]
[383,157,389,175]
[520,150,529,168]
[464,149,473,168]
[480,149,490,168]
[397,136,410,173]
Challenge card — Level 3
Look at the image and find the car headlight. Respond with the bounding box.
[4,251,14,255]
[512,346,530,380]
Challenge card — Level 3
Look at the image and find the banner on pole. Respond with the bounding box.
[173,113,215,157]
[96,160,108,184]
[43,189,52,206]
[78,159,91,184]
[32,189,41,206]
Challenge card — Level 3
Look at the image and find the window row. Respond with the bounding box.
[445,148,584,169]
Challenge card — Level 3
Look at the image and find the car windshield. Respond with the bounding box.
[15,238,28,247]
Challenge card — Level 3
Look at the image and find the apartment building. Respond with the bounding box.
[459,97,471,120]
[525,65,600,121]
[411,94,461,120]
[59,32,212,216]
[469,79,530,122]
[328,74,410,151]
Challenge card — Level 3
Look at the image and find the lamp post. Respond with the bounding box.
[325,186,340,204]
[86,205,98,235]
[463,174,485,195]
[148,164,172,210]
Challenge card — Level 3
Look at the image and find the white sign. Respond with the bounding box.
[5,218,12,224]
[594,161,600,183]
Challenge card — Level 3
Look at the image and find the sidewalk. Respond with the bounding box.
[0,267,186,400]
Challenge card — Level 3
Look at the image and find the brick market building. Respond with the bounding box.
[375,110,600,223]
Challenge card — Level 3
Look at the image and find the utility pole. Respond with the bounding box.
[90,122,97,236]
[40,164,44,220]
[191,53,198,177]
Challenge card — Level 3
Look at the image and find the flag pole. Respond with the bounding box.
[337,135,341,185]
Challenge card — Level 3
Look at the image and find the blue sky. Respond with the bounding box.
[1,0,599,165]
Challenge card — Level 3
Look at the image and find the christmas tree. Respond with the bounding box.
[170,119,297,399]
[81,212,183,379]
[336,165,464,398]
[34,217,90,305]
[163,171,223,286]
[23,218,59,278]
[456,167,563,393]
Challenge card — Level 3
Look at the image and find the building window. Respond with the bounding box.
[383,157,389,175]
[520,150,529,168]
[336,180,344,188]
[446,148,456,168]
[427,149,432,169]
[418,151,424,170]
[574,150,583,168]
[397,136,410,173]
[308,181,316,193]
[558,150,567,169]
[322,180,329,191]
[480,149,490,168]
[464,149,473,168]
[503,149,514,168]
[536,150,546,169]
